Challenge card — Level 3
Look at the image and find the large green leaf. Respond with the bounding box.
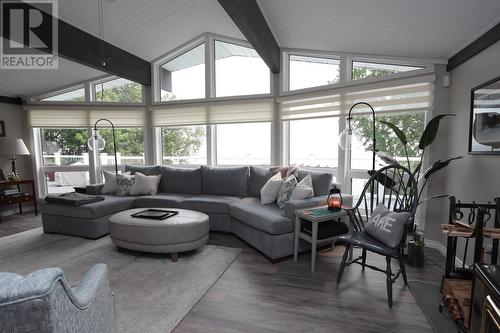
[423,156,463,179]
[380,120,407,145]
[418,114,455,150]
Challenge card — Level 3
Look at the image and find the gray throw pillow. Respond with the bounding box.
[364,203,411,248]
[116,174,135,196]
[124,165,161,176]
[277,175,298,209]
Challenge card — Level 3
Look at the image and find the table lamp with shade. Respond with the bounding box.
[0,137,30,180]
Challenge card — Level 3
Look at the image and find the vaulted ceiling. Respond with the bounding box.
[257,0,500,60]
[1,0,500,98]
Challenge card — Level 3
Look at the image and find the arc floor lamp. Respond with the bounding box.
[87,119,118,174]
[338,102,377,210]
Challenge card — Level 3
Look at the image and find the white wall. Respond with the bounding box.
[424,40,500,246]
[0,103,32,181]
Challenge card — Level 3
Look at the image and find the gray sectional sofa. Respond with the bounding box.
[40,165,346,261]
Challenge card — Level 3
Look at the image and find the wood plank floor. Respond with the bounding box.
[174,233,443,333]
[0,212,41,237]
[0,215,444,333]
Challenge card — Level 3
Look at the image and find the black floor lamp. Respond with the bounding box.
[339,102,377,173]
[338,102,377,209]
[87,118,118,174]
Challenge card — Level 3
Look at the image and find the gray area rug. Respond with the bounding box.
[408,280,460,333]
[0,228,241,333]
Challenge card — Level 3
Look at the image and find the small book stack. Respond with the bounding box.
[0,188,20,197]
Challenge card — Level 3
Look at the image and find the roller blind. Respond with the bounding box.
[27,109,88,128]
[278,74,434,120]
[26,106,146,128]
[151,98,273,126]
[89,109,145,127]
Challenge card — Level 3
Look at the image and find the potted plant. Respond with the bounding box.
[375,114,462,211]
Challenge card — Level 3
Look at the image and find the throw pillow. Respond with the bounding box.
[129,172,161,196]
[260,173,283,204]
[277,175,298,209]
[271,166,299,179]
[116,173,135,196]
[364,203,411,248]
[290,174,314,200]
[101,170,127,194]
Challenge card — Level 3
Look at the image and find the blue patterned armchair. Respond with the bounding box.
[0,263,116,333]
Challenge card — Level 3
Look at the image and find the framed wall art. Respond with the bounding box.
[469,75,500,154]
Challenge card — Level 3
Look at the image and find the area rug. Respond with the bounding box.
[408,280,460,333]
[0,228,241,333]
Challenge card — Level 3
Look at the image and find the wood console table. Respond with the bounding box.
[0,179,38,222]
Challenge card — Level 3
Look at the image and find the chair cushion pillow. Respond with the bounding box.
[129,172,161,196]
[158,166,201,195]
[277,175,298,209]
[260,173,283,204]
[248,166,274,197]
[363,203,411,248]
[201,166,248,197]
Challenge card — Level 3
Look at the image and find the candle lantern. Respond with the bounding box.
[327,185,343,211]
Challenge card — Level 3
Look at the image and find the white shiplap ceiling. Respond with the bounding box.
[257,0,500,60]
[1,0,500,98]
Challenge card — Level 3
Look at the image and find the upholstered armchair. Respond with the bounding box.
[0,263,116,333]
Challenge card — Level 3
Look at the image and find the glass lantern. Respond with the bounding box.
[327,185,343,211]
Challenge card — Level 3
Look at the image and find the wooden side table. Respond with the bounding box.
[294,206,348,272]
[0,179,38,222]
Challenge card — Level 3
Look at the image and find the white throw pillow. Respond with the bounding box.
[290,174,314,200]
[129,172,162,196]
[101,170,120,194]
[260,173,283,204]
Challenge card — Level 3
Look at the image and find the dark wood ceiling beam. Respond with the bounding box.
[217,0,280,73]
[2,2,151,85]
[447,21,500,72]
[0,96,22,105]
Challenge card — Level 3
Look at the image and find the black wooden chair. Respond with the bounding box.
[336,165,418,308]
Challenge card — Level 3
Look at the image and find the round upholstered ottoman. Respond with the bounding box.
[109,208,209,262]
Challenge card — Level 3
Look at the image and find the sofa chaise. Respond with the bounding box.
[40,165,351,261]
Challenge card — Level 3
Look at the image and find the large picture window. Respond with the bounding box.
[289,117,339,168]
[215,41,270,97]
[289,55,340,91]
[216,122,271,165]
[160,44,205,101]
[161,125,207,165]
